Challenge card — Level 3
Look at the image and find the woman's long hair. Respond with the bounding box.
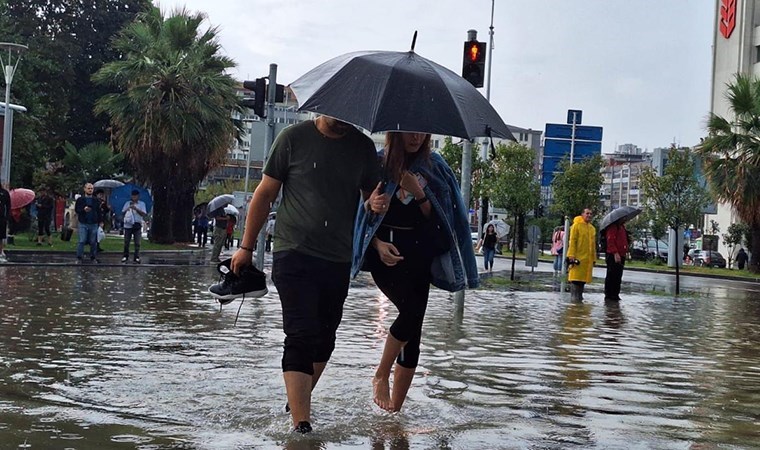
[383,132,431,183]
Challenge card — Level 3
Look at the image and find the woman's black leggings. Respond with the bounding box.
[371,226,433,369]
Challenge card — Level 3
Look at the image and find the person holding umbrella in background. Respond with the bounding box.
[603,217,629,302]
[598,206,640,301]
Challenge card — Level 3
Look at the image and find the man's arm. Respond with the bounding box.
[230,174,282,273]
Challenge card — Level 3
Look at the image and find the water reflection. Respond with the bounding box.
[0,264,759,448]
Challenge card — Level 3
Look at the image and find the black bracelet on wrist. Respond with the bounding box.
[414,196,429,205]
[240,246,254,252]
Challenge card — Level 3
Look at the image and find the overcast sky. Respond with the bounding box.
[155,0,715,152]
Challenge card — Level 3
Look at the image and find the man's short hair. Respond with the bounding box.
[131,190,140,196]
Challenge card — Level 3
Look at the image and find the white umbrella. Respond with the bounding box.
[207,194,235,216]
[93,179,124,189]
[486,219,509,238]
[223,204,239,216]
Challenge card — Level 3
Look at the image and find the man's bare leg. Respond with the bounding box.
[285,361,327,413]
[390,364,416,412]
[373,334,405,411]
[283,371,312,427]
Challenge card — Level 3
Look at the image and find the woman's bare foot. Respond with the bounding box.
[372,376,394,411]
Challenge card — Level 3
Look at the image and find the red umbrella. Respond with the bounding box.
[9,188,35,209]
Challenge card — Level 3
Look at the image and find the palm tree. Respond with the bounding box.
[93,6,241,243]
[698,73,760,273]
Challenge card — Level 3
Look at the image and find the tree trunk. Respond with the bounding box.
[750,224,760,274]
[510,213,518,281]
[171,185,195,243]
[517,213,525,252]
[150,182,174,244]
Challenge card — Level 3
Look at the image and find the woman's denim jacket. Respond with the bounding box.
[351,152,479,292]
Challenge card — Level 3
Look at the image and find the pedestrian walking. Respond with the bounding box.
[352,131,478,413]
[121,189,147,263]
[229,116,381,433]
[737,248,749,270]
[74,183,104,263]
[604,218,629,302]
[566,208,596,301]
[477,224,498,272]
[193,212,209,247]
[209,214,228,263]
[265,215,275,252]
[550,225,565,276]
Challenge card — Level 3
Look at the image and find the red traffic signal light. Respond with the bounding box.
[461,40,486,88]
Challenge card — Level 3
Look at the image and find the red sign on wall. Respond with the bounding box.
[720,0,737,39]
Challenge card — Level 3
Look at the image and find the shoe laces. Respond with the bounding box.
[216,270,246,327]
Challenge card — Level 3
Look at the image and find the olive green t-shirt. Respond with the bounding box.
[264,120,380,262]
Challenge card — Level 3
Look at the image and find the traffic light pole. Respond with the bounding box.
[560,111,579,286]
[455,138,473,305]
[254,63,278,271]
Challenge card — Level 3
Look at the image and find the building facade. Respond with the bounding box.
[708,0,760,255]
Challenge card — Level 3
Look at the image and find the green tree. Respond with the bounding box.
[722,222,750,269]
[550,154,604,218]
[698,73,760,273]
[640,148,709,293]
[94,7,241,243]
[488,142,541,280]
[0,0,151,187]
[438,136,490,210]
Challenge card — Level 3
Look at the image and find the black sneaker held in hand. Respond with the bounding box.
[208,258,268,303]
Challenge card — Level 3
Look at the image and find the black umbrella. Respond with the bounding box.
[290,50,515,140]
[599,206,642,232]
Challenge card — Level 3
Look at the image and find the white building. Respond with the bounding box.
[707,0,759,254]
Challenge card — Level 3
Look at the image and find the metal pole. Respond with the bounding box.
[560,111,578,279]
[455,138,473,304]
[1,79,12,185]
[254,63,277,270]
[239,119,253,248]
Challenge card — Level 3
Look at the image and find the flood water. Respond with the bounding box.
[1,262,760,449]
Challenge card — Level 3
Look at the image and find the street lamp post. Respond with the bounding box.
[1,42,27,187]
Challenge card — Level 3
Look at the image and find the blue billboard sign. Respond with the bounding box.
[542,112,603,187]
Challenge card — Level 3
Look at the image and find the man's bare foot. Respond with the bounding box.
[373,376,394,411]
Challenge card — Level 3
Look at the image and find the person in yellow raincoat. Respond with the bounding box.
[566,208,596,300]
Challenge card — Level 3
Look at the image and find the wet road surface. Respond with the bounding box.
[1,255,759,449]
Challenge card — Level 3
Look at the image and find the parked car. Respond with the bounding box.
[688,249,726,268]
[629,239,669,262]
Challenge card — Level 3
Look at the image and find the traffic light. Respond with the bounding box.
[242,78,266,117]
[461,40,486,88]
[242,78,286,118]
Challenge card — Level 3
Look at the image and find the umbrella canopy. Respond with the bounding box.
[110,183,152,215]
[223,204,239,216]
[9,188,35,209]
[290,50,515,140]
[486,219,510,238]
[207,194,235,217]
[93,179,124,189]
[599,206,641,233]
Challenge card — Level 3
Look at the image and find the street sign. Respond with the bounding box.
[541,111,603,187]
[526,225,541,243]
